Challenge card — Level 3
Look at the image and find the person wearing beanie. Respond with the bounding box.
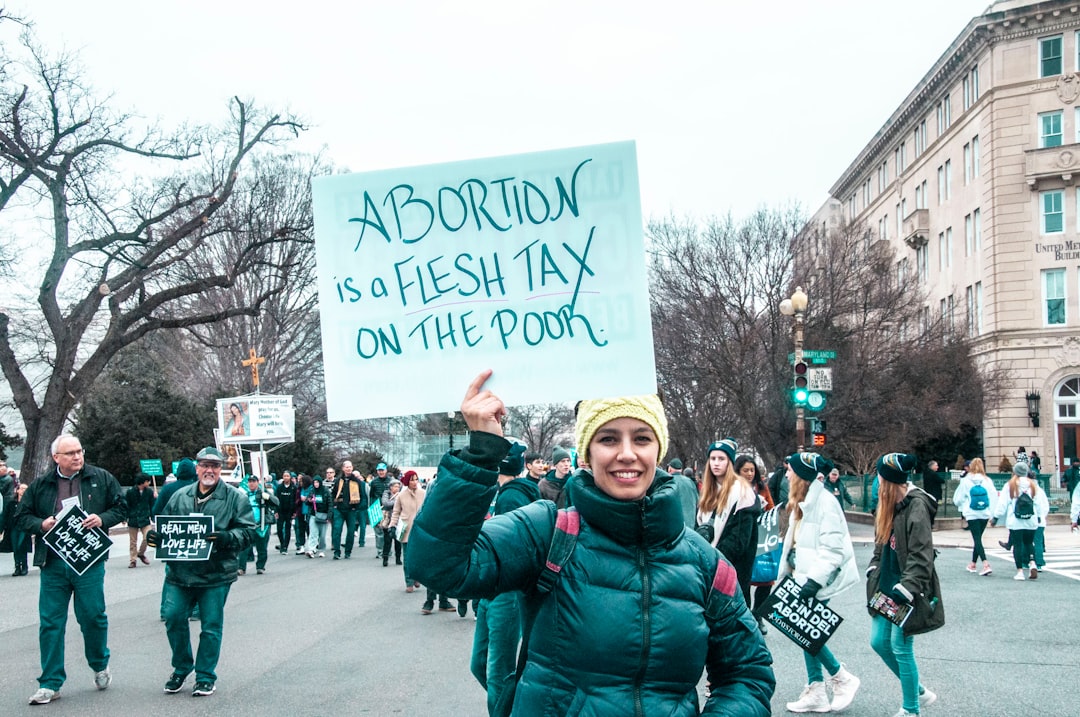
[990,458,1048,581]
[866,452,943,717]
[469,438,541,713]
[538,446,573,508]
[379,478,404,567]
[778,452,861,714]
[696,438,761,607]
[410,370,774,717]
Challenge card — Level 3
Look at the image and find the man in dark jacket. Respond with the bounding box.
[470,440,541,715]
[148,446,254,698]
[14,434,126,706]
[274,471,298,554]
[921,460,943,503]
[331,460,367,559]
[126,472,156,568]
[537,446,573,507]
[153,458,197,621]
[369,462,392,558]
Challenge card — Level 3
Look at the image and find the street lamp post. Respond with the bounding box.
[780,286,809,451]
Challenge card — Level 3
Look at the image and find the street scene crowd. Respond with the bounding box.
[2,377,1079,716]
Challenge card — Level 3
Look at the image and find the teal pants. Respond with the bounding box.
[470,593,524,716]
[38,559,110,690]
[870,614,922,714]
[163,582,231,683]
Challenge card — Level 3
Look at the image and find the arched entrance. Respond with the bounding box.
[1055,376,1080,472]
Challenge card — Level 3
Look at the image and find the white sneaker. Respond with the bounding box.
[28,688,59,705]
[827,664,859,712]
[786,682,830,713]
[317,552,325,558]
[891,710,917,717]
[919,686,937,708]
[1013,571,1025,581]
[94,666,112,690]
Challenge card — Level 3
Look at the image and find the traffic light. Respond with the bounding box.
[812,433,827,447]
[793,360,809,405]
[811,419,827,446]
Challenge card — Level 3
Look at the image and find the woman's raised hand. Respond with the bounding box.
[461,369,506,437]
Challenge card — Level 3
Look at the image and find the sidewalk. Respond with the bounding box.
[847,518,1078,550]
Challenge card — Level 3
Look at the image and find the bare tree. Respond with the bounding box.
[505,403,575,458]
[0,31,306,479]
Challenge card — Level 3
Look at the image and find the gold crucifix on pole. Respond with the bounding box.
[241,348,266,389]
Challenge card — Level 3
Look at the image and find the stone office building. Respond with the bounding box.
[806,0,1080,480]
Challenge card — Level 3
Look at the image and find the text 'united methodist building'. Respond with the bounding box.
[805,0,1080,480]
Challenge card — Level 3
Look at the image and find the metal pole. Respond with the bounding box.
[795,311,806,452]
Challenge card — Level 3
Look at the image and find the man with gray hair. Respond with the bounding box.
[14,434,126,705]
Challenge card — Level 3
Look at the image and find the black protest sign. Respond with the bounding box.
[755,575,844,655]
[155,515,214,561]
[41,504,113,575]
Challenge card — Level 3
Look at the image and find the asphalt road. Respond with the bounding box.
[1,525,1078,716]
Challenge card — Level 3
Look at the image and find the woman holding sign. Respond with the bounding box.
[777,452,861,714]
[409,371,774,717]
[865,453,943,717]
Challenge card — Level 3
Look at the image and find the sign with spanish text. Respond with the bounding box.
[41,504,113,575]
[216,395,295,444]
[754,575,844,655]
[154,515,215,561]
[312,141,656,420]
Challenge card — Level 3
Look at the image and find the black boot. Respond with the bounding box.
[382,555,389,567]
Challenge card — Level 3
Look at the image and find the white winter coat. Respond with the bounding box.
[1071,483,1080,524]
[952,474,997,520]
[991,477,1049,531]
[777,477,859,600]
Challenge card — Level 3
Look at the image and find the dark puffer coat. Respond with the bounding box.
[410,432,774,717]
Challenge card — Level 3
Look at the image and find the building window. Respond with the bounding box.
[972,135,980,177]
[1041,35,1063,77]
[964,143,971,183]
[963,75,971,111]
[915,183,922,209]
[973,208,982,250]
[1057,377,1080,419]
[919,180,928,209]
[848,194,856,220]
[947,294,955,335]
[1044,268,1066,325]
[965,213,973,256]
[943,94,952,130]
[945,160,952,200]
[971,65,979,101]
[937,165,945,204]
[896,203,902,237]
[917,245,928,283]
[966,285,975,336]
[975,281,983,335]
[945,227,953,268]
[1040,111,1063,147]
[915,120,927,157]
[1043,190,1064,233]
[938,232,946,272]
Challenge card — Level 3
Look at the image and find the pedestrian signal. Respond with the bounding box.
[812,433,827,447]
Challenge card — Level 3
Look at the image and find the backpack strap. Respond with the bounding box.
[536,507,580,594]
[704,557,739,621]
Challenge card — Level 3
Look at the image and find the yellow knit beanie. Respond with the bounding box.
[575,395,668,464]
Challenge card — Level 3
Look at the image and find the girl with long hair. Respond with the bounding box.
[778,452,861,714]
[951,456,996,576]
[990,461,1048,580]
[866,453,943,717]
[735,455,776,633]
[696,439,761,605]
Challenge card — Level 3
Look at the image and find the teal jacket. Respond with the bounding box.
[410,432,774,717]
[163,480,255,588]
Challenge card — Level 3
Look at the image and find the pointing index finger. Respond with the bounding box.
[464,369,494,401]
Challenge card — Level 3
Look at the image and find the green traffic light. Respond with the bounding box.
[793,388,809,404]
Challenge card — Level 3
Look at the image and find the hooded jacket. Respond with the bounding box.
[952,473,997,520]
[409,433,774,717]
[866,484,945,636]
[991,476,1049,530]
[777,477,859,601]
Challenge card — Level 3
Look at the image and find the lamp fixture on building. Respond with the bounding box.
[1025,389,1041,428]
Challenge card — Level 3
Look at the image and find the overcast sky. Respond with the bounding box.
[7,0,992,222]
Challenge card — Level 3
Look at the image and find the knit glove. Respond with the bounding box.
[207,532,236,550]
[799,578,823,601]
[146,530,161,548]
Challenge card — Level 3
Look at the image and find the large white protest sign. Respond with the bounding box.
[312,142,656,420]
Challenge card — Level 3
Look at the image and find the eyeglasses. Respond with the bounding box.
[56,449,85,457]
[197,461,223,469]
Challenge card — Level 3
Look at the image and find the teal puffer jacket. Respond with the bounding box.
[410,434,774,717]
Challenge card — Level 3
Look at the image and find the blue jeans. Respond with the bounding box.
[803,598,840,682]
[38,559,109,690]
[870,614,921,714]
[162,582,231,683]
[471,593,524,716]
[332,507,359,556]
